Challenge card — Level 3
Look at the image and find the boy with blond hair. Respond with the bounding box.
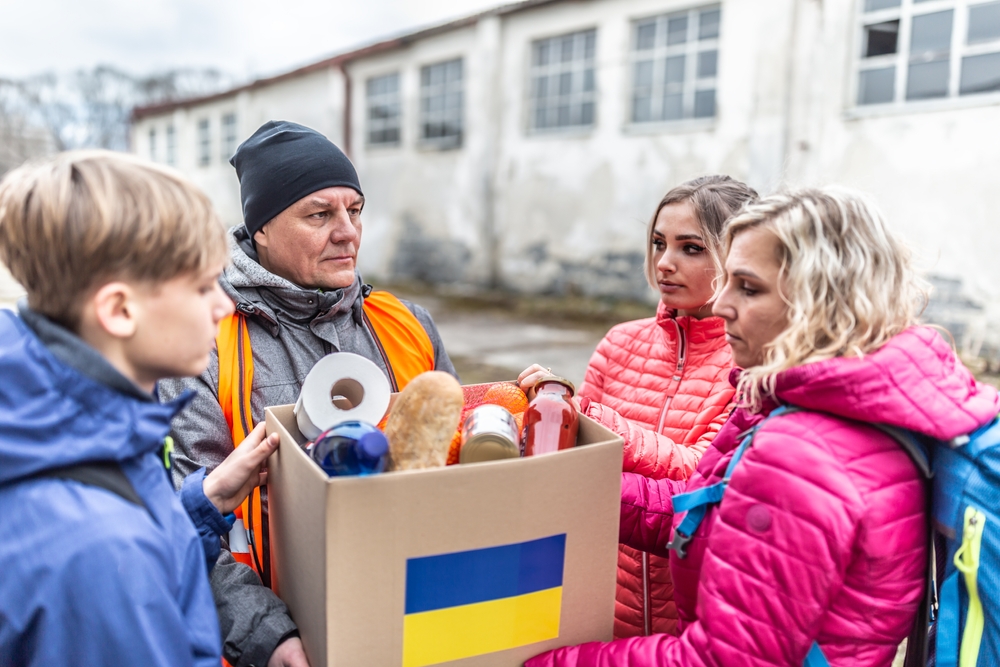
[0,151,279,666]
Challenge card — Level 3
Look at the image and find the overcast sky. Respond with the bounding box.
[0,0,504,80]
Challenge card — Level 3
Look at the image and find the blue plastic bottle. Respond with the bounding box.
[310,421,389,477]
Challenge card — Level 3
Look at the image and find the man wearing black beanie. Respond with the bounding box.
[160,120,457,667]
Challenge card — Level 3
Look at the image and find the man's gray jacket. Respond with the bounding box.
[159,227,456,667]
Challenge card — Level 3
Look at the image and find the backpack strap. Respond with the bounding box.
[17,461,148,512]
[667,405,800,558]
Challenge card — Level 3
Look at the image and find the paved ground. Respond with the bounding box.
[388,286,648,388]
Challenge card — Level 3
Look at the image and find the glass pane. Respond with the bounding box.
[584,31,596,59]
[960,52,1000,94]
[583,68,595,92]
[858,66,895,104]
[665,55,686,85]
[969,2,1000,45]
[446,92,461,110]
[560,36,574,62]
[558,72,572,95]
[663,93,684,120]
[536,41,550,66]
[535,106,548,129]
[448,60,462,82]
[636,22,656,50]
[865,0,900,10]
[668,16,688,45]
[698,50,718,78]
[694,90,716,117]
[699,9,721,40]
[633,94,652,123]
[421,67,431,86]
[906,59,950,99]
[910,11,953,55]
[864,20,899,57]
[533,76,548,99]
[634,60,654,88]
[580,101,595,125]
[557,104,570,126]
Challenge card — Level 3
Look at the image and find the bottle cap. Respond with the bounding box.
[535,376,576,396]
[358,430,389,458]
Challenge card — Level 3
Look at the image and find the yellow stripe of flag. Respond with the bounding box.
[402,586,562,667]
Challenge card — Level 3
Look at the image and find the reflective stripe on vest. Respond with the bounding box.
[216,290,435,587]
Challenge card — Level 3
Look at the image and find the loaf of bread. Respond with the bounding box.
[385,371,464,471]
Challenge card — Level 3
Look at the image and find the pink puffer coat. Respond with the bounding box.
[579,302,734,637]
[530,326,1000,667]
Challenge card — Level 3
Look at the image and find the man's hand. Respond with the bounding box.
[268,637,310,667]
[203,423,280,514]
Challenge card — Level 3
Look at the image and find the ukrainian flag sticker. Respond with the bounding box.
[401,534,567,667]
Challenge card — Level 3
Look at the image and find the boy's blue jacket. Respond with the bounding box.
[0,307,229,667]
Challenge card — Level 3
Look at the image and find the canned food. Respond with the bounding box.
[460,404,520,463]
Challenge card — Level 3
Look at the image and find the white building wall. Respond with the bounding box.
[129,0,1000,341]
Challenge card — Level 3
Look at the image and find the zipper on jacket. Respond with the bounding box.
[655,320,687,434]
[644,319,686,635]
[642,551,652,636]
[362,309,399,392]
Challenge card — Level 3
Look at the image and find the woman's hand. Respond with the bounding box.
[517,364,552,399]
[203,423,281,515]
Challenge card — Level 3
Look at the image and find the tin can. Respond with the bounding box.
[459,404,520,463]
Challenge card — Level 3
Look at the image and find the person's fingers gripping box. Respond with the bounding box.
[264,404,622,667]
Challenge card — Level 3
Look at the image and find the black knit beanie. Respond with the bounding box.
[230,120,363,238]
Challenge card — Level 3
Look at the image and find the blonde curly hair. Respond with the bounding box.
[724,187,928,410]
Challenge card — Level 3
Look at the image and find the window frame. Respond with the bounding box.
[366,71,402,147]
[165,124,176,166]
[627,4,722,127]
[148,127,157,162]
[853,0,1000,110]
[197,118,211,167]
[527,27,599,134]
[221,112,238,162]
[419,58,464,150]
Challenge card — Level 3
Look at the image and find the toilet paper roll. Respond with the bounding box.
[293,353,392,440]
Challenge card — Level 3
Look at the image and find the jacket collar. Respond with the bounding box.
[17,301,153,403]
[222,226,365,334]
[656,301,727,345]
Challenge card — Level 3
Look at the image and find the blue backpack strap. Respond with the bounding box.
[935,569,961,667]
[803,642,829,667]
[667,406,799,558]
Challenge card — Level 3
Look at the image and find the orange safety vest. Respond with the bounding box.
[215,290,435,587]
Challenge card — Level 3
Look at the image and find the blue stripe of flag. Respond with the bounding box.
[404,534,566,614]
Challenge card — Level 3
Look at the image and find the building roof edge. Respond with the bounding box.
[131,0,568,122]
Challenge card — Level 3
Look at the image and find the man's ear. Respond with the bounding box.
[253,225,269,250]
[90,282,139,339]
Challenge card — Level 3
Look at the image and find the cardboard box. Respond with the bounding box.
[265,404,623,667]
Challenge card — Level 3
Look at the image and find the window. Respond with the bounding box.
[221,113,237,161]
[530,29,597,131]
[166,125,176,166]
[367,73,401,145]
[857,0,1000,106]
[197,118,211,166]
[148,128,157,162]
[630,5,720,124]
[420,59,463,148]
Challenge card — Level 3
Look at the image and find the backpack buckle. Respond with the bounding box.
[666,529,694,559]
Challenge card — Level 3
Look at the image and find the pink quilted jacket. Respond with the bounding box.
[579,302,734,637]
[530,326,1000,667]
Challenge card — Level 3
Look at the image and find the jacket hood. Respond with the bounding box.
[222,225,364,332]
[0,310,188,484]
[772,326,999,440]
